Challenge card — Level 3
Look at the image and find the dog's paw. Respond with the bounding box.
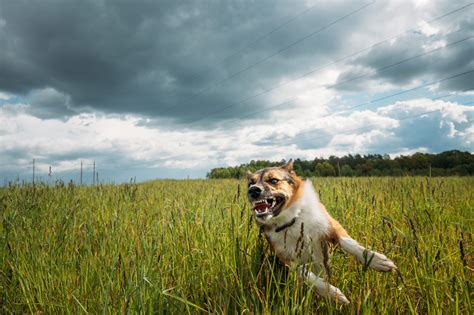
[364,250,397,272]
[330,287,350,305]
[315,282,350,305]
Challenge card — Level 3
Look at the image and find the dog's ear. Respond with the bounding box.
[281,159,294,172]
[246,170,253,180]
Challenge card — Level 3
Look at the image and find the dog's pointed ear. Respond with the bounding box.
[281,159,294,172]
[246,170,253,179]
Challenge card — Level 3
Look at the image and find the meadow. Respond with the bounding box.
[1,177,472,314]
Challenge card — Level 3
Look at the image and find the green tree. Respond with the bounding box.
[315,162,336,177]
[340,165,354,177]
[207,150,473,178]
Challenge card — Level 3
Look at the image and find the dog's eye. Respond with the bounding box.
[270,178,279,185]
[248,181,255,187]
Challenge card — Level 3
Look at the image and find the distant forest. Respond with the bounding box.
[207,150,474,178]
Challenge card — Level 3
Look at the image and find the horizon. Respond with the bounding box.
[4,149,471,185]
[1,0,473,183]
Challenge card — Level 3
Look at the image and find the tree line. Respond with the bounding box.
[207,150,474,178]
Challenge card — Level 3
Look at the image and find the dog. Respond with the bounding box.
[246,160,396,304]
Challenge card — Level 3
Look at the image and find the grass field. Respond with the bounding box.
[1,177,472,314]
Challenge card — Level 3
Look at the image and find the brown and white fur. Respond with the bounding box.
[247,160,396,304]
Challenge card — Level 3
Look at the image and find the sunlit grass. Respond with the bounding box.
[1,177,472,313]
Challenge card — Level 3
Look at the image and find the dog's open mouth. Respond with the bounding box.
[252,196,284,217]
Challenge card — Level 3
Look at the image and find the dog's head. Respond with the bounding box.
[247,160,303,224]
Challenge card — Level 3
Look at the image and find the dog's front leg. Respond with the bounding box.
[324,206,396,272]
[339,236,396,272]
[297,265,350,305]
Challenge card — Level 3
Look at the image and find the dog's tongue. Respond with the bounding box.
[253,203,269,213]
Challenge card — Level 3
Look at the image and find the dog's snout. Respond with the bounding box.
[248,186,262,199]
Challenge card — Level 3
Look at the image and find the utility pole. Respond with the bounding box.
[32,158,35,185]
[92,161,96,185]
[80,161,83,185]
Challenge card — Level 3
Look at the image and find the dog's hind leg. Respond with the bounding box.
[298,265,350,304]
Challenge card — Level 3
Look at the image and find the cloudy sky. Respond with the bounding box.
[0,0,473,183]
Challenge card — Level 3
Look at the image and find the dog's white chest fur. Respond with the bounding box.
[264,180,331,267]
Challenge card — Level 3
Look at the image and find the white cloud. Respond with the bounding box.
[417,20,440,36]
[0,91,10,100]
[463,125,474,145]
[390,146,430,157]
[0,96,472,180]
[377,98,474,123]
[413,0,430,8]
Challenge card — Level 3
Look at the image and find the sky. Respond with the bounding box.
[0,0,473,183]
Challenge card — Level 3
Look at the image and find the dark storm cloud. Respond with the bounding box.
[0,0,376,124]
[26,88,76,119]
[335,7,474,92]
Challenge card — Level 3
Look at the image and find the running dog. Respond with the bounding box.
[247,160,396,304]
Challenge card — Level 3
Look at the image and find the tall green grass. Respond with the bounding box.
[1,177,472,314]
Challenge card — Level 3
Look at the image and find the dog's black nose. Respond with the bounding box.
[248,186,262,199]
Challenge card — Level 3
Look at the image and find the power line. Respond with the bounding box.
[130,68,473,167]
[156,1,323,106]
[232,109,444,163]
[329,69,474,115]
[0,159,101,185]
[11,76,462,174]
[240,72,464,126]
[200,33,473,126]
[266,69,474,146]
[158,1,375,116]
[328,36,472,89]
[182,4,473,127]
[0,92,469,179]
[291,109,441,146]
[217,1,321,65]
[285,99,473,149]
[215,2,375,85]
[209,108,455,167]
[2,5,472,173]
